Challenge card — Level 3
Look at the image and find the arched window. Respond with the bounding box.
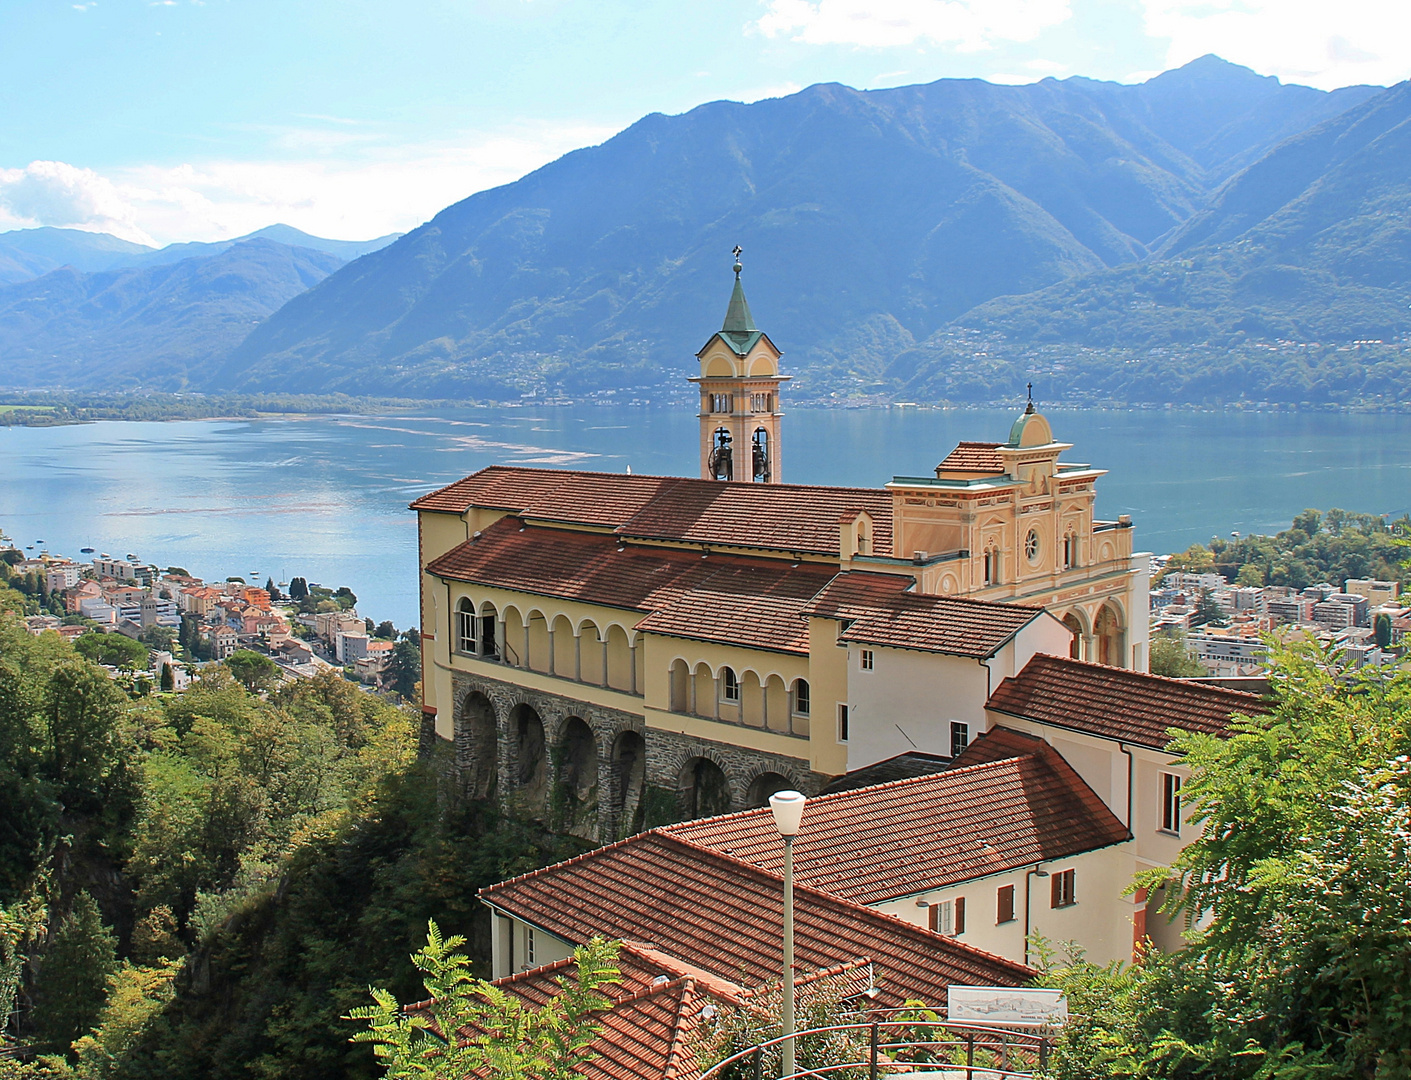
[751,428,770,483]
[792,678,810,716]
[721,667,740,703]
[1063,530,1077,569]
[709,428,733,481]
[479,603,498,658]
[456,598,476,654]
[857,522,870,555]
[983,545,1000,586]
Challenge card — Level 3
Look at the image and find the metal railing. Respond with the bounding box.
[700,1019,1053,1080]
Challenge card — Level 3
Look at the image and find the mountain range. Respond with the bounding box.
[3,55,1408,405]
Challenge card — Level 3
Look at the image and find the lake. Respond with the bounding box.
[3,405,1409,631]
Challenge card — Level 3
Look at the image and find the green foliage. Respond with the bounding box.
[1189,589,1227,628]
[72,636,147,671]
[30,893,118,1056]
[1148,631,1205,678]
[69,960,181,1080]
[223,650,279,693]
[351,927,619,1080]
[1374,612,1393,649]
[1037,642,1411,1080]
[111,774,587,1080]
[1169,509,1411,594]
[385,637,420,699]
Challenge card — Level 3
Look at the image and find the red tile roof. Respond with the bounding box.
[665,748,1127,905]
[986,653,1269,750]
[481,832,1031,1010]
[947,726,1048,768]
[800,573,1045,658]
[938,442,1005,474]
[412,466,895,557]
[425,517,837,654]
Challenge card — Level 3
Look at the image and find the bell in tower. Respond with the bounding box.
[690,248,789,483]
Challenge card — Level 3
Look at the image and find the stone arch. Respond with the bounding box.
[679,756,732,820]
[510,702,548,812]
[1061,612,1086,660]
[457,690,498,800]
[745,771,794,808]
[1095,603,1125,668]
[558,716,598,803]
[610,728,646,832]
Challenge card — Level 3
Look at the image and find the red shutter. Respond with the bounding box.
[1052,873,1062,908]
[928,903,939,932]
[997,885,1015,924]
[955,897,966,935]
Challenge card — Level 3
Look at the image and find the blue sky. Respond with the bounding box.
[0,0,1403,245]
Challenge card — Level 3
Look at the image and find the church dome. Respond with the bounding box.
[1007,405,1053,448]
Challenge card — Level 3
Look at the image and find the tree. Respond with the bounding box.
[1292,507,1322,537]
[385,637,420,699]
[351,924,619,1080]
[374,621,396,640]
[1189,588,1227,627]
[73,635,147,671]
[1148,631,1204,677]
[42,660,129,813]
[333,587,357,611]
[1233,563,1263,587]
[224,650,278,693]
[1374,611,1393,650]
[288,578,308,602]
[264,578,280,601]
[31,893,118,1056]
[158,664,174,693]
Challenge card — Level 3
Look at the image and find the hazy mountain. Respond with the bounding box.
[920,80,1411,357]
[110,224,403,270]
[0,227,153,284]
[0,239,342,389]
[217,57,1377,400]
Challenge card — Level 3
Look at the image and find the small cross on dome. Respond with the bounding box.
[732,245,743,275]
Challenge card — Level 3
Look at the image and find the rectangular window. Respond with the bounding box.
[1161,772,1182,834]
[860,649,874,671]
[997,884,1015,924]
[950,722,969,758]
[457,609,476,654]
[526,927,535,966]
[838,703,849,742]
[1051,869,1076,908]
[929,900,954,936]
[793,680,810,716]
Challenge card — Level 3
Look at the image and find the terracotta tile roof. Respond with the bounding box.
[425,518,836,654]
[799,571,1046,658]
[481,832,1032,1010]
[938,442,1005,474]
[412,466,895,557]
[821,751,950,793]
[666,749,1128,904]
[410,465,587,514]
[986,653,1270,750]
[947,726,1048,768]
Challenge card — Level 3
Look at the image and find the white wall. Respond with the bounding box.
[873,844,1135,968]
[491,913,575,979]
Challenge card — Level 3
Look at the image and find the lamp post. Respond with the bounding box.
[769,790,806,1079]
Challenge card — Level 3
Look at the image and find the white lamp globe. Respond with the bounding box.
[769,790,807,836]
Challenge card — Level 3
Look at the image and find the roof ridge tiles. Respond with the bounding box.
[1028,651,1269,701]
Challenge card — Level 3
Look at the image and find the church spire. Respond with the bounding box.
[722,246,757,333]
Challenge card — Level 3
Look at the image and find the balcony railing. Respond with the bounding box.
[700,1018,1054,1080]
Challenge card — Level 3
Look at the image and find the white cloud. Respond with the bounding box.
[0,122,621,246]
[1142,0,1411,89]
[752,0,1072,51]
[0,160,154,244]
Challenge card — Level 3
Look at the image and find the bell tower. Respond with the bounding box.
[691,248,789,483]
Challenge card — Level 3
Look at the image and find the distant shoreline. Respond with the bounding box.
[3,391,1409,428]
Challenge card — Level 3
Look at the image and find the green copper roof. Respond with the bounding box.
[722,273,757,333]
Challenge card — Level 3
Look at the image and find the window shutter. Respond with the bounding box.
[955,897,966,935]
[928,903,939,933]
[1051,873,1061,908]
[997,884,1015,924]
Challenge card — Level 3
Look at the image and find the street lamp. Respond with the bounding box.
[769,790,806,1079]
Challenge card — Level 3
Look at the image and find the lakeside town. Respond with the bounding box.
[0,529,418,698]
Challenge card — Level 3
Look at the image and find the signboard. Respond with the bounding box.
[947,985,1068,1028]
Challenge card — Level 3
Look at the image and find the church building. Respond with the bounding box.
[413,257,1150,841]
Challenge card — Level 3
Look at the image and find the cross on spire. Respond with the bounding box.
[732,245,743,276]
[1025,381,1035,415]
